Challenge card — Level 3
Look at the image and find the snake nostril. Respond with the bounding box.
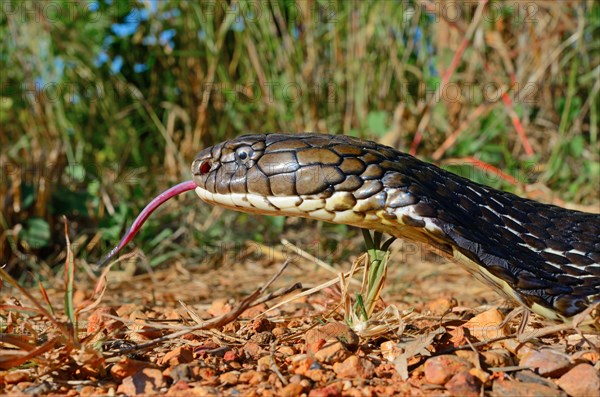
[199,160,211,174]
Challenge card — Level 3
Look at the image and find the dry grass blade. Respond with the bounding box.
[393,327,446,380]
[0,267,72,344]
[0,333,38,351]
[281,239,361,286]
[260,264,366,319]
[76,254,140,315]
[0,338,58,370]
[104,260,293,356]
[37,281,55,317]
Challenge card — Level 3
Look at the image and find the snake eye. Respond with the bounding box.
[235,146,253,163]
[199,160,211,174]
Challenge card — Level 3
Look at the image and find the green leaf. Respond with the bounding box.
[148,228,174,248]
[65,164,86,183]
[99,204,129,241]
[366,111,389,136]
[19,217,51,249]
[569,135,585,157]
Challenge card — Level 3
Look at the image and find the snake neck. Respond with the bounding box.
[192,133,600,321]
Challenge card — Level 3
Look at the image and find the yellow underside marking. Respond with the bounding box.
[451,249,563,321]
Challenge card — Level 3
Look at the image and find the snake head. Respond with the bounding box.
[191,134,368,217]
[191,134,266,198]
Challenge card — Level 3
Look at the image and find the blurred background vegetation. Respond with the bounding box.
[1,0,598,281]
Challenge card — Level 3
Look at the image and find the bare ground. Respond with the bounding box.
[1,235,599,396]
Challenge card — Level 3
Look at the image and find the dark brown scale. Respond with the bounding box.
[381,172,408,188]
[488,198,506,214]
[557,274,584,285]
[509,208,532,224]
[266,139,309,152]
[583,276,600,286]
[513,200,534,212]
[587,266,600,276]
[353,180,383,199]
[402,215,426,228]
[480,206,503,224]
[336,175,364,191]
[501,216,527,234]
[486,264,519,285]
[573,286,600,295]
[269,172,297,196]
[554,296,587,317]
[541,251,571,265]
[297,148,342,166]
[339,158,367,175]
[436,208,458,224]
[379,160,405,173]
[521,234,547,250]
[331,144,363,156]
[361,151,382,164]
[517,272,555,289]
[376,147,398,158]
[527,211,552,227]
[246,166,271,196]
[523,223,551,240]
[570,241,590,252]
[546,238,572,251]
[258,152,299,176]
[565,252,595,267]
[548,227,572,240]
[458,195,481,217]
[407,184,425,196]
[413,202,437,217]
[361,164,384,180]
[438,176,460,193]
[545,284,573,295]
[576,221,600,234]
[295,165,344,195]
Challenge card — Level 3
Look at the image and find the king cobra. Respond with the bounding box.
[102,133,600,323]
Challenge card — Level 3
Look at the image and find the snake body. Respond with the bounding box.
[191,133,600,322]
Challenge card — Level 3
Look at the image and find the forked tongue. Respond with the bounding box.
[97,180,198,267]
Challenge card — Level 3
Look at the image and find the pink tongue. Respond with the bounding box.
[98,180,198,266]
